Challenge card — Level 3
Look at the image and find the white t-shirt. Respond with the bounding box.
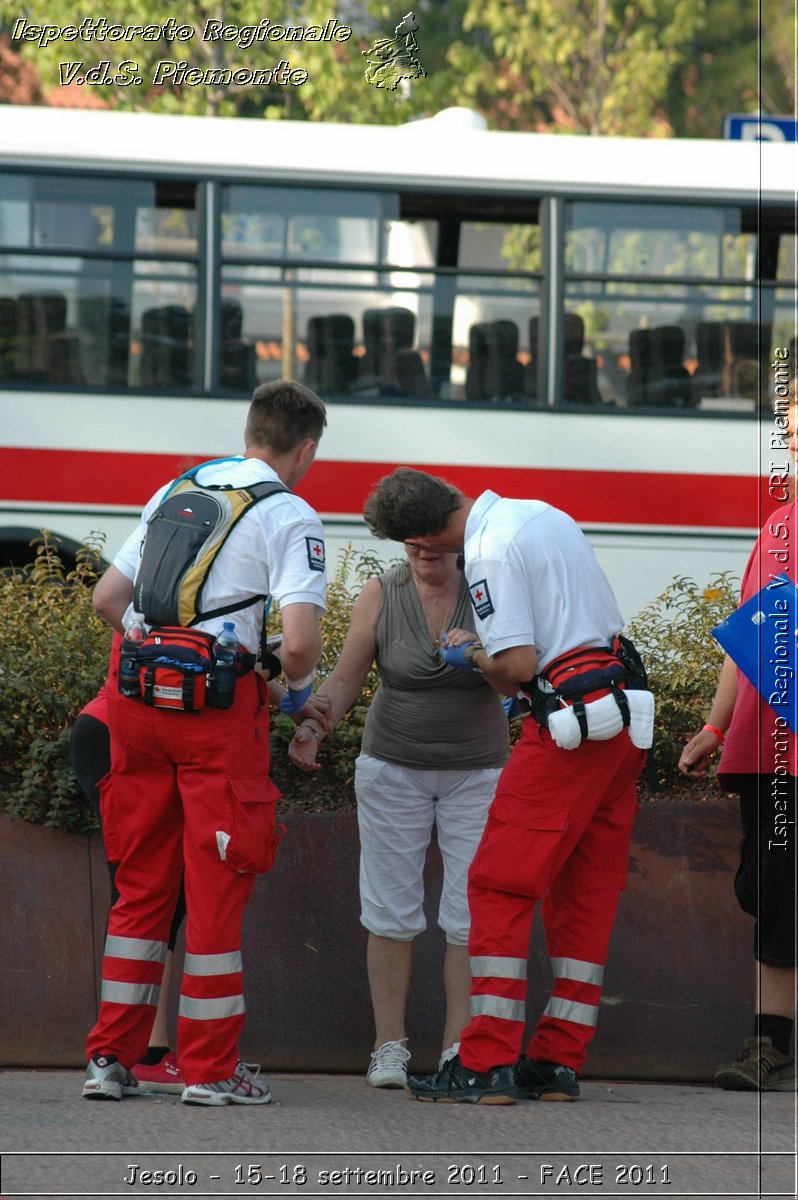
[463,490,624,672]
[114,456,327,652]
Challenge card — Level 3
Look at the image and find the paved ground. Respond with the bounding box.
[0,1071,795,1199]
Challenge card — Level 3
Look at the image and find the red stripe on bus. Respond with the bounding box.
[0,447,770,530]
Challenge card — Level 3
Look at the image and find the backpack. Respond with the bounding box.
[132,461,289,628]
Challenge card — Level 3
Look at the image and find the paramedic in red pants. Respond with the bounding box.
[362,468,649,1104]
[82,380,327,1107]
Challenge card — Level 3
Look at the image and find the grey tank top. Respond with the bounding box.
[361,564,510,770]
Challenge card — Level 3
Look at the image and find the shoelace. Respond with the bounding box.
[370,1041,410,1068]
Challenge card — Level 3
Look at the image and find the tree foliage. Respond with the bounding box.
[668,0,792,138]
[4,0,794,136]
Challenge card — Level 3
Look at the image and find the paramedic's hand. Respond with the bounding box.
[288,724,322,772]
[678,728,721,777]
[298,691,332,730]
[279,681,314,714]
[438,630,477,670]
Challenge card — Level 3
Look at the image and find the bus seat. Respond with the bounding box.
[140,305,192,387]
[723,320,772,401]
[304,313,357,396]
[526,314,601,404]
[77,296,131,387]
[693,321,724,401]
[358,306,427,398]
[465,322,488,401]
[17,290,82,385]
[627,328,653,406]
[563,354,603,405]
[648,324,694,407]
[219,299,257,391]
[466,320,522,402]
[0,297,17,379]
[396,346,432,399]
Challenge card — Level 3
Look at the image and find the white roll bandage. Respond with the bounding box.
[548,690,655,751]
[283,670,316,691]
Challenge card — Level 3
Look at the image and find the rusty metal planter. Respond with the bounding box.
[0,797,751,1080]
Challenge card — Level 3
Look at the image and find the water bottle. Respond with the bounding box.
[118,615,146,698]
[210,620,239,709]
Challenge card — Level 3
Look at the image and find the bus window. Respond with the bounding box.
[563,200,777,412]
[0,173,199,390]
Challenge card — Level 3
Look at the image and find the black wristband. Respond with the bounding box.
[260,651,282,679]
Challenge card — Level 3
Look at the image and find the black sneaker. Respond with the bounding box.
[515,1056,580,1101]
[714,1037,795,1092]
[406,1054,517,1104]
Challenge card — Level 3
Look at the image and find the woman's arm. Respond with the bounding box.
[288,578,382,771]
[677,654,738,777]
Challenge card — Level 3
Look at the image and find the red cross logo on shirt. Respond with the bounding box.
[306,536,326,572]
[469,578,494,618]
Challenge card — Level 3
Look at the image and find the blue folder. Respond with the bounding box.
[712,572,798,732]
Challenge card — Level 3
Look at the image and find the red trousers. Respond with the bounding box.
[460,719,645,1073]
[86,672,279,1084]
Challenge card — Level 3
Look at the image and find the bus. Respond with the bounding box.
[0,104,795,620]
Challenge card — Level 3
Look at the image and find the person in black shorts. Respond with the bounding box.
[679,381,797,1092]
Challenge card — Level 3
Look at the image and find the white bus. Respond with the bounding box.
[0,105,795,618]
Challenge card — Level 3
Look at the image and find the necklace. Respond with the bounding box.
[412,574,461,650]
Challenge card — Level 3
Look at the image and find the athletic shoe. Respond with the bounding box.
[438,1041,460,1071]
[181,1061,271,1106]
[367,1039,411,1088]
[406,1053,517,1104]
[515,1056,580,1101]
[82,1053,140,1101]
[133,1052,185,1095]
[714,1037,795,1092]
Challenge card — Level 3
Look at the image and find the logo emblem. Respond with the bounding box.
[363,11,426,91]
[468,579,494,620]
[306,537,326,572]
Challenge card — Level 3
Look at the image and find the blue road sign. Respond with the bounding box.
[724,113,798,141]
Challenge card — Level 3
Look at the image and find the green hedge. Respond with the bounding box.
[627,571,739,790]
[0,535,112,832]
[0,535,739,832]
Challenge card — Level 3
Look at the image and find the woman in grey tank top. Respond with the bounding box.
[289,546,511,1089]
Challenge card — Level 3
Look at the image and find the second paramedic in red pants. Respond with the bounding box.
[83,381,327,1107]
[362,468,651,1104]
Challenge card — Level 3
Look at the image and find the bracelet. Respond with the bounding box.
[301,723,322,741]
[464,642,484,671]
[702,723,725,745]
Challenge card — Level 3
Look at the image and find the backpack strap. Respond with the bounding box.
[184,479,290,624]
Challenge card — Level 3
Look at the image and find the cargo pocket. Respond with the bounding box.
[97,772,122,864]
[220,777,285,874]
[468,799,568,898]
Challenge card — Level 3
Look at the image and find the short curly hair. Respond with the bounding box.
[363,467,463,541]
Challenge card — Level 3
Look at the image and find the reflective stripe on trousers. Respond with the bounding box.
[99,935,168,1008]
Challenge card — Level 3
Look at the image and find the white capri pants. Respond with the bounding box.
[354,752,502,944]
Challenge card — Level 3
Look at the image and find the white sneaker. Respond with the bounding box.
[82,1053,140,1101]
[367,1039,411,1088]
[181,1061,271,1106]
[438,1041,460,1071]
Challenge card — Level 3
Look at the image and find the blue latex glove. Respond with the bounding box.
[438,639,476,670]
[279,683,314,714]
